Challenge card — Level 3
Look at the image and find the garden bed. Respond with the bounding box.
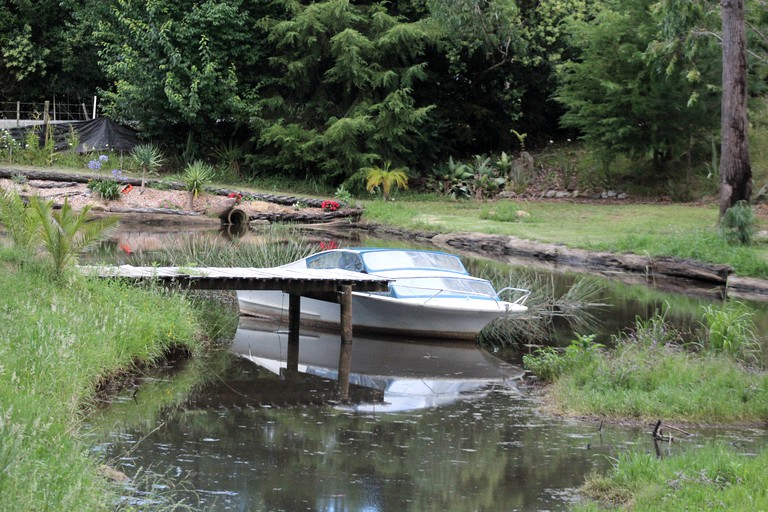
[0,168,361,224]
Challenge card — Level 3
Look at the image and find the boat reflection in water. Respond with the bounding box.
[230,317,525,413]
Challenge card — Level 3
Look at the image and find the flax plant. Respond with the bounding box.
[478,268,607,346]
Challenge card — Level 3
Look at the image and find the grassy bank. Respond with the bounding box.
[524,308,767,424]
[361,198,768,278]
[577,444,768,511]
[524,307,767,510]
[0,247,203,511]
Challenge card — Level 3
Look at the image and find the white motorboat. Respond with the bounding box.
[237,248,530,341]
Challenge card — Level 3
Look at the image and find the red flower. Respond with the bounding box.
[319,240,339,250]
[321,200,340,211]
[228,192,243,205]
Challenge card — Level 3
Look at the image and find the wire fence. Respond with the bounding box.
[0,99,97,127]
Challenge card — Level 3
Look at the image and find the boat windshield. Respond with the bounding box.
[361,251,467,273]
[306,251,365,272]
[390,277,498,299]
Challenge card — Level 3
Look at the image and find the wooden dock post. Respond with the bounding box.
[287,293,301,372]
[337,284,353,400]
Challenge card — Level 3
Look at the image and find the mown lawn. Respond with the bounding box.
[362,198,768,276]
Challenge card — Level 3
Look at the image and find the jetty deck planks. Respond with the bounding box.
[78,265,390,293]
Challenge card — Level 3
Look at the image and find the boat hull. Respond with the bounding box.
[237,290,525,341]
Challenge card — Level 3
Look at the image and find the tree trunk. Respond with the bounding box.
[719,0,751,219]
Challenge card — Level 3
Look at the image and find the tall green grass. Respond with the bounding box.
[525,307,767,423]
[0,258,201,511]
[578,443,768,511]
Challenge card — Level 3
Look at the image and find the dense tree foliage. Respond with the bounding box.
[425,0,588,150]
[1,0,766,187]
[555,0,723,177]
[97,0,267,158]
[250,0,436,183]
[0,0,105,102]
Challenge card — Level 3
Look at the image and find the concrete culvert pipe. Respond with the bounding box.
[226,208,249,225]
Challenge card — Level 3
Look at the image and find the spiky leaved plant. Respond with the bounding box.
[183,161,215,210]
[28,196,120,278]
[131,143,165,193]
[362,161,409,199]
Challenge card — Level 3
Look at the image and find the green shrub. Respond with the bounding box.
[719,200,756,245]
[700,301,761,364]
[87,178,122,200]
[523,334,603,381]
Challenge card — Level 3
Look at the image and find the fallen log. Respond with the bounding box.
[433,232,734,285]
[29,180,79,189]
[726,275,768,301]
[101,206,201,216]
[248,208,363,223]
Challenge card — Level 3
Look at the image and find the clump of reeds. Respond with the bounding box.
[159,225,316,268]
[478,267,607,347]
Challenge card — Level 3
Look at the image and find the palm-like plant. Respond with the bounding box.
[131,143,165,193]
[29,196,120,278]
[183,161,215,210]
[362,161,409,199]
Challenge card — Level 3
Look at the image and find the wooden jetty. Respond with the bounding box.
[80,265,389,293]
[80,265,390,400]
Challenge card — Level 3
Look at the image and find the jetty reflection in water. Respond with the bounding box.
[230,317,525,413]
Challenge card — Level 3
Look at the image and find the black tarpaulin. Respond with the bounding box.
[72,117,140,153]
[4,117,140,153]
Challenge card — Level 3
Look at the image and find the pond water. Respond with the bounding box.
[84,223,768,511]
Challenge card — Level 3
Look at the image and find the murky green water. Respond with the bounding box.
[84,223,768,511]
[86,342,766,511]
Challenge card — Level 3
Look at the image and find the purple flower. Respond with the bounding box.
[99,154,109,163]
[88,160,101,170]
